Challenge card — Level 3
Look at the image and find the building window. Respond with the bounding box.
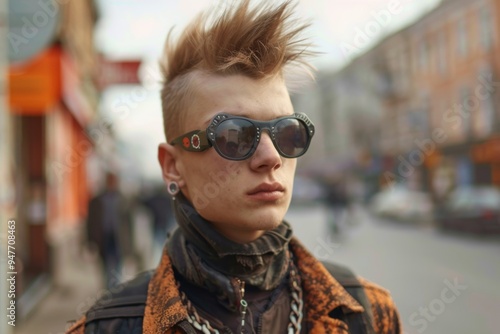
[434,99,446,131]
[459,86,472,138]
[398,51,408,92]
[479,7,493,51]
[409,96,430,136]
[418,41,428,70]
[421,96,431,136]
[437,32,447,75]
[479,95,495,136]
[457,18,468,57]
[478,69,495,136]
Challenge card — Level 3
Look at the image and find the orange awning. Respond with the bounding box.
[8,47,61,114]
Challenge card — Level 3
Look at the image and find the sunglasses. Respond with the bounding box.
[170,112,315,160]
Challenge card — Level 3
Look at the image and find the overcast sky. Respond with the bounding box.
[96,0,441,67]
[94,0,442,181]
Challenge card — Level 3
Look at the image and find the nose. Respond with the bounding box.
[249,132,282,171]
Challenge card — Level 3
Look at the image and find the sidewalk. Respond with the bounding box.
[13,214,155,334]
[14,227,103,334]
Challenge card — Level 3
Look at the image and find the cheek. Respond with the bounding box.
[189,175,241,215]
[284,159,297,183]
[180,155,242,206]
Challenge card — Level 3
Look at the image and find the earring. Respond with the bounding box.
[167,181,179,196]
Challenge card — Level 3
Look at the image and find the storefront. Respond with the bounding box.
[471,136,500,186]
[8,45,94,317]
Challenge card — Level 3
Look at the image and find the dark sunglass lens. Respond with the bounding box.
[275,119,309,157]
[214,119,256,158]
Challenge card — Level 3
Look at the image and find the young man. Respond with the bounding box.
[67,1,401,333]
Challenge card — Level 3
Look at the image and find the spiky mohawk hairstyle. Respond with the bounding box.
[160,0,315,140]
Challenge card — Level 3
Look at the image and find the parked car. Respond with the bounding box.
[369,185,434,223]
[435,186,500,233]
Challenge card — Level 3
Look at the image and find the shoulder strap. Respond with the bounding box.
[321,261,375,334]
[83,271,198,334]
[85,270,152,323]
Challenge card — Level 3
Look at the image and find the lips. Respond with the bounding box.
[247,182,285,201]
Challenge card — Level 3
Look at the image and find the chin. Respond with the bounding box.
[250,207,287,230]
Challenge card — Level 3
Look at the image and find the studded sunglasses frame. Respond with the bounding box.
[169,112,315,161]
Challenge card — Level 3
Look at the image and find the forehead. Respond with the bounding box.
[183,72,293,129]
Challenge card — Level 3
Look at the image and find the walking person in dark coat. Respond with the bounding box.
[86,172,131,289]
[323,178,350,236]
[141,184,176,260]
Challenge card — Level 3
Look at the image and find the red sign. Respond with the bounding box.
[97,57,142,90]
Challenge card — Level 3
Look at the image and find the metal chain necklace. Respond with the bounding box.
[178,261,303,334]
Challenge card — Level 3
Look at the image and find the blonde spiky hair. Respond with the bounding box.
[160,0,315,140]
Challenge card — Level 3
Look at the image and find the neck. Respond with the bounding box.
[213,226,266,244]
[167,193,293,310]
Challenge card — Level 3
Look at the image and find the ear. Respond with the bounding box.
[158,143,185,188]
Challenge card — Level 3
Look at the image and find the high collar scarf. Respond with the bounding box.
[166,192,293,311]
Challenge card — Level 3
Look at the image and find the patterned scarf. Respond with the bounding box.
[166,192,293,311]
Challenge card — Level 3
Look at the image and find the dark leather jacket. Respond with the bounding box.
[66,238,402,334]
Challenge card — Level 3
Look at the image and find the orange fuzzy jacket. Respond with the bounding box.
[66,238,402,334]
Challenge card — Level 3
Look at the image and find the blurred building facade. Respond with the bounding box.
[405,0,500,195]
[6,0,100,319]
[298,0,500,201]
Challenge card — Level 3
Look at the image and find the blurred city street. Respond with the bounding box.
[14,234,102,334]
[286,203,500,334]
[13,209,154,334]
[10,203,500,334]
[13,227,102,334]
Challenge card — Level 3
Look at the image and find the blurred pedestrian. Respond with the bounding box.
[85,172,131,289]
[140,184,176,260]
[323,178,351,236]
[67,1,401,333]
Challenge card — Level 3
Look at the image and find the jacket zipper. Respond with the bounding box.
[236,278,248,334]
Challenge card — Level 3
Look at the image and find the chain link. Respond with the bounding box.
[180,290,221,334]
[287,261,304,334]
